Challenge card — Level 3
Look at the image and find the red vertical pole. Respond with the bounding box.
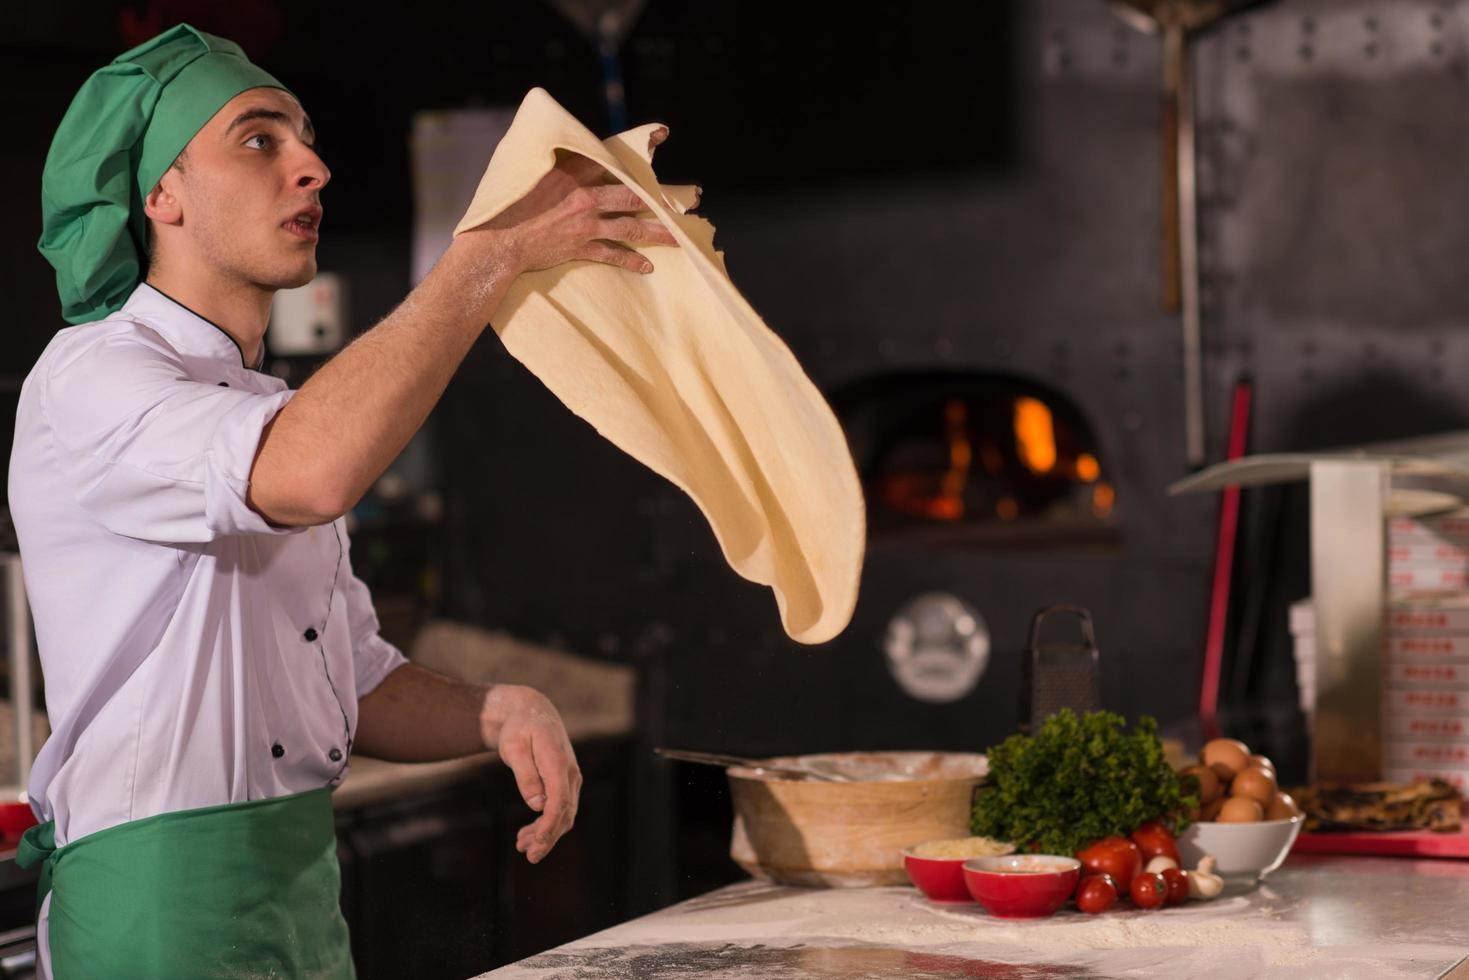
[1200,380,1253,740]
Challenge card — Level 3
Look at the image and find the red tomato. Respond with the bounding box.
[1076,836,1142,892]
[1075,873,1118,915]
[1161,867,1189,905]
[1130,820,1181,866]
[1130,871,1167,909]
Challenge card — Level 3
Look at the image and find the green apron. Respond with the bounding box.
[16,787,354,979]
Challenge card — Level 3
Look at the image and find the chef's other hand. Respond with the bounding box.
[482,684,582,864]
[470,126,677,277]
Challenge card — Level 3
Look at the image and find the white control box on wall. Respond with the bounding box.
[269,273,346,356]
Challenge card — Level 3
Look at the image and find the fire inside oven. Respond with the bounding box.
[833,372,1117,546]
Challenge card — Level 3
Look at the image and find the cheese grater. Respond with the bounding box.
[1022,605,1101,732]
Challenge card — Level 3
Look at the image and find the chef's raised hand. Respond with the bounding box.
[481,684,583,864]
[466,126,677,279]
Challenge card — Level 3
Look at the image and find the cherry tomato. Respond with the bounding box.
[1075,873,1118,915]
[1077,836,1142,892]
[1130,871,1167,909]
[1130,820,1181,866]
[1161,867,1189,905]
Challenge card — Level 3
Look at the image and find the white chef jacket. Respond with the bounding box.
[8,282,407,850]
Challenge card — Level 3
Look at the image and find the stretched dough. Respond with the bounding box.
[454,88,864,644]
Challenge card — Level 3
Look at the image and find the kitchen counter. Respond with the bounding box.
[478,854,1469,979]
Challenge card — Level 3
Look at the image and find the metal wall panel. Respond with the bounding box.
[440,0,1469,774]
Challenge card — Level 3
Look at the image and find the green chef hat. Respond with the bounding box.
[39,24,289,325]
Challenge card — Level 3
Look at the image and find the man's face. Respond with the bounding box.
[156,88,329,290]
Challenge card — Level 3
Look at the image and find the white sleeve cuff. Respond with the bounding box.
[204,389,298,537]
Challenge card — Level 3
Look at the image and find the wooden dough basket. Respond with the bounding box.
[728,751,989,888]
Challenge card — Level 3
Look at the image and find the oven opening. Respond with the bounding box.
[832,371,1119,548]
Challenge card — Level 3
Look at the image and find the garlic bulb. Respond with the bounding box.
[1186,854,1224,899]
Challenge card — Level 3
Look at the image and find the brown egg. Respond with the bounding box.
[1266,791,1301,821]
[1200,796,1226,821]
[1249,754,1276,774]
[1202,738,1251,781]
[1219,796,1265,823]
[1231,765,1278,805]
[1180,764,1222,803]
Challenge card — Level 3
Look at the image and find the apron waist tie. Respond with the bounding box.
[15,819,56,918]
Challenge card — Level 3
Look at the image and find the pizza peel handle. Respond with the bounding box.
[1023,605,1102,732]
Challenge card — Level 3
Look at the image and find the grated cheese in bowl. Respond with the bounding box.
[908,836,1015,860]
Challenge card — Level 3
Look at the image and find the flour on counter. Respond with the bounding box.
[916,896,1310,951]
[592,883,1312,953]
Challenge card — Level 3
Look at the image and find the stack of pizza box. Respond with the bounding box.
[1387,510,1469,594]
[1291,509,1469,790]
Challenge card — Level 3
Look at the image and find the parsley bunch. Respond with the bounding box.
[971,709,1197,856]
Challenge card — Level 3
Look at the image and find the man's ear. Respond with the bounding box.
[143,172,183,227]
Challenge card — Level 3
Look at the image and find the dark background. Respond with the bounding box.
[8,0,1469,972]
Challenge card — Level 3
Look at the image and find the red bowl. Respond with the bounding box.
[0,802,37,843]
[962,854,1081,918]
[902,850,974,903]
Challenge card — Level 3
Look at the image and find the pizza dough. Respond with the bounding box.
[454,88,863,644]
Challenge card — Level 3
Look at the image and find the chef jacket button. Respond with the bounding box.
[217,381,229,387]
[272,743,285,759]
[329,747,343,762]
[303,627,319,642]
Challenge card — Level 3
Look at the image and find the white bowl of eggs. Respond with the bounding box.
[1176,738,1304,882]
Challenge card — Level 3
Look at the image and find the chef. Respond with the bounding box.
[12,23,675,979]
